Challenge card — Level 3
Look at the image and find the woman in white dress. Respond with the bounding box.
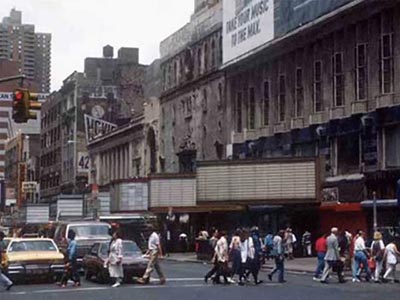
[383,239,400,283]
[107,231,124,287]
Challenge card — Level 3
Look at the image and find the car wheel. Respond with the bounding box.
[97,269,109,284]
[85,269,92,281]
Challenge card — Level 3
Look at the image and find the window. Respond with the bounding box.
[263,81,270,126]
[202,88,208,113]
[248,87,255,129]
[236,92,243,133]
[333,52,344,106]
[278,75,286,122]
[197,48,202,75]
[380,11,394,94]
[217,82,223,109]
[204,42,209,71]
[211,40,216,67]
[381,34,393,94]
[295,68,304,117]
[337,133,360,175]
[385,125,400,168]
[313,61,323,112]
[356,44,367,100]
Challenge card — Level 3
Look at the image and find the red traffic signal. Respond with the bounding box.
[14,90,24,101]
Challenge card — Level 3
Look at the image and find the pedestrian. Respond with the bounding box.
[268,230,286,283]
[214,231,229,284]
[240,228,262,285]
[285,228,296,260]
[137,228,166,285]
[264,232,274,260]
[370,231,385,283]
[0,231,13,291]
[302,230,312,257]
[320,227,346,284]
[229,229,242,282]
[204,232,220,284]
[313,233,327,281]
[59,230,80,288]
[106,230,124,288]
[382,239,400,283]
[352,230,372,282]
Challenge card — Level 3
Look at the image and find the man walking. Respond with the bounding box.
[268,230,286,283]
[59,230,80,287]
[313,233,327,280]
[0,231,13,291]
[320,227,345,284]
[138,228,166,285]
[352,230,372,282]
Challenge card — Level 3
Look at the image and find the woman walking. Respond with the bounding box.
[383,239,400,283]
[107,230,124,288]
[370,232,385,283]
[229,229,242,282]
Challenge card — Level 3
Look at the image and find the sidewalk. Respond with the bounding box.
[164,253,318,274]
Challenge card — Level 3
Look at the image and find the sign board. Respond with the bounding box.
[0,92,48,102]
[78,152,90,173]
[274,0,355,38]
[322,187,339,203]
[22,182,37,193]
[84,114,117,143]
[223,0,274,64]
[111,183,148,212]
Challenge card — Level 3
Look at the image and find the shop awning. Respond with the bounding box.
[325,174,365,183]
[320,202,362,212]
[360,199,398,208]
[150,205,246,214]
[248,205,284,212]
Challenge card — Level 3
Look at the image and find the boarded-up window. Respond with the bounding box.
[385,125,400,168]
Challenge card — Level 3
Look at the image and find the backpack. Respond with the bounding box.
[372,241,384,261]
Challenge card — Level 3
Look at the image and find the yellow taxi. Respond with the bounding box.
[1,238,65,282]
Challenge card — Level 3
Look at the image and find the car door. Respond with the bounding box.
[86,243,100,274]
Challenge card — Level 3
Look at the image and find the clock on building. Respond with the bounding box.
[91,105,105,119]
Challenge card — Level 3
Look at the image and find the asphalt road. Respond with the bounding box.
[2,261,399,300]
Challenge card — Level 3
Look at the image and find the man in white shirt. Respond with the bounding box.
[352,230,372,282]
[138,229,166,285]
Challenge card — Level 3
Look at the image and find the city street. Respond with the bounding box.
[3,261,399,300]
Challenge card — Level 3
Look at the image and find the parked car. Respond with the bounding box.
[53,221,111,268]
[83,240,148,283]
[1,238,65,283]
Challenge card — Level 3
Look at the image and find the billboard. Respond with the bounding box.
[223,0,274,64]
[222,0,358,64]
[274,0,355,37]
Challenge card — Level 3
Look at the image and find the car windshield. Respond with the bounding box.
[8,240,57,252]
[69,225,110,238]
[99,241,141,257]
[122,241,142,256]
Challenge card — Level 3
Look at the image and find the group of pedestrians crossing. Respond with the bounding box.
[313,227,400,284]
[204,227,288,285]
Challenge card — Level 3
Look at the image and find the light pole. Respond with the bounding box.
[373,191,377,232]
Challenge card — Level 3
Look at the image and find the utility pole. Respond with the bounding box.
[373,191,377,232]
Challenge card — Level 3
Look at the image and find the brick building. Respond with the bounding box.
[40,46,149,204]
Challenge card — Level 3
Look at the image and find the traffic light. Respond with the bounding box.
[12,88,41,123]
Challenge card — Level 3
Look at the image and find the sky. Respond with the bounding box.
[0,0,194,92]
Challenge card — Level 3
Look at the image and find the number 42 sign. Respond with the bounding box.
[78,152,90,173]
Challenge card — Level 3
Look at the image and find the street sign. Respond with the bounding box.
[22,181,37,193]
